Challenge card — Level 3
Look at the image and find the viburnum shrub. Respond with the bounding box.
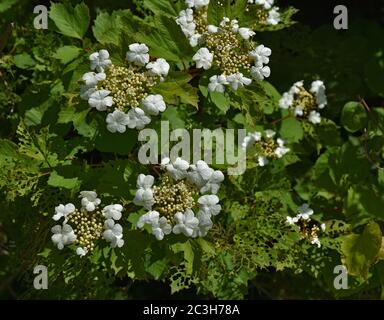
[1,0,384,300]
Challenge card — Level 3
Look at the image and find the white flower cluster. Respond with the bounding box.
[176,1,272,93]
[279,80,327,124]
[134,158,224,240]
[242,129,289,166]
[286,204,326,248]
[247,0,281,25]
[80,45,170,133]
[51,191,124,257]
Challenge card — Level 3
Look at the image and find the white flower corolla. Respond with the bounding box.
[257,155,269,167]
[134,174,155,209]
[308,110,321,124]
[186,0,210,9]
[137,210,160,228]
[79,191,101,212]
[146,58,170,79]
[126,43,150,66]
[311,236,321,248]
[297,203,314,220]
[198,195,221,216]
[254,0,274,10]
[76,247,88,257]
[53,203,75,221]
[102,204,123,221]
[141,94,166,116]
[208,25,219,33]
[137,174,155,189]
[173,209,199,237]
[165,157,190,180]
[227,73,252,90]
[275,138,290,158]
[251,64,271,81]
[279,92,294,109]
[127,107,151,129]
[80,85,96,100]
[152,216,172,240]
[264,129,276,138]
[241,132,262,149]
[267,7,280,25]
[89,49,112,72]
[286,216,299,225]
[208,74,228,93]
[82,72,106,86]
[219,17,230,27]
[200,170,225,194]
[187,160,214,187]
[310,80,327,109]
[294,106,304,116]
[176,9,196,38]
[249,45,272,64]
[238,27,256,40]
[231,19,239,33]
[321,223,326,232]
[51,224,76,250]
[103,219,124,248]
[193,211,213,237]
[88,90,113,111]
[106,110,130,133]
[189,34,202,47]
[193,47,213,70]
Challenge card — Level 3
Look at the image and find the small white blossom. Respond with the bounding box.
[176,9,196,38]
[286,216,299,225]
[134,174,155,209]
[152,217,172,240]
[194,211,213,237]
[238,27,255,40]
[227,73,252,90]
[198,195,221,216]
[141,94,166,116]
[127,107,151,129]
[231,19,239,33]
[189,33,202,47]
[275,138,290,158]
[208,74,228,93]
[219,17,230,27]
[80,85,96,100]
[185,0,209,9]
[267,7,280,25]
[126,43,150,66]
[200,170,224,194]
[310,80,327,109]
[249,45,272,64]
[53,203,75,221]
[106,110,130,133]
[82,72,106,86]
[102,204,123,221]
[258,156,269,166]
[251,64,271,81]
[103,219,124,248]
[173,209,199,237]
[321,223,326,232]
[279,92,294,109]
[265,129,276,138]
[76,247,88,257]
[89,49,112,72]
[254,0,274,10]
[311,236,321,248]
[297,203,314,220]
[207,25,219,33]
[165,157,190,180]
[88,90,113,111]
[187,160,214,187]
[51,224,76,250]
[308,110,321,124]
[146,58,170,79]
[79,191,101,212]
[137,210,160,228]
[193,47,213,70]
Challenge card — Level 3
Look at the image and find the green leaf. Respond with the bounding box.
[171,240,194,275]
[0,0,18,12]
[143,0,183,17]
[341,102,367,133]
[13,53,36,69]
[53,46,82,64]
[210,92,230,114]
[279,118,304,142]
[49,2,90,39]
[365,56,384,97]
[341,221,382,278]
[48,170,81,190]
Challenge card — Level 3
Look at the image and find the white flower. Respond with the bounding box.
[137,210,160,228]
[76,247,88,257]
[106,110,130,133]
[103,219,124,248]
[220,17,230,27]
[51,224,76,250]
[208,74,228,93]
[127,107,151,129]
[198,195,221,216]
[251,64,271,80]
[267,7,280,25]
[89,49,112,72]
[265,129,276,138]
[193,47,213,70]
[152,216,172,240]
[126,43,150,66]
[80,85,96,100]
[146,58,170,79]
[249,45,272,64]
[189,34,201,47]
[321,223,326,232]
[254,0,274,10]
[241,132,262,149]
[79,191,101,212]
[257,155,268,166]
[279,92,294,109]
[208,25,218,33]
[286,215,299,225]
[294,105,304,116]
[297,203,314,220]
[88,90,113,111]
[53,203,75,221]
[227,73,252,90]
[173,209,199,237]
[165,157,190,180]
[310,80,327,109]
[187,160,214,187]
[238,27,255,40]
[186,0,209,9]
[137,174,155,189]
[134,174,155,209]
[82,72,106,86]
[275,138,290,158]
[311,236,321,248]
[141,94,166,116]
[200,170,224,194]
[176,9,196,38]
[308,110,321,124]
[231,19,239,33]
[194,211,213,237]
[102,204,123,220]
